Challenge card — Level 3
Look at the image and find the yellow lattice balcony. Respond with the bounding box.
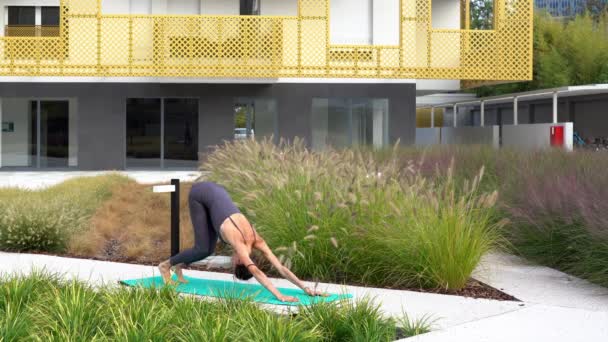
[0,0,533,80]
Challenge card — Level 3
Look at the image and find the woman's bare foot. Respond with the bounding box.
[173,264,188,284]
[158,260,174,285]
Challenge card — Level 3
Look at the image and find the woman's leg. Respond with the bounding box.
[159,185,217,284]
[170,189,218,266]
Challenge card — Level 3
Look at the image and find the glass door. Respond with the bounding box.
[164,99,198,168]
[1,99,70,169]
[126,98,161,168]
[126,98,199,169]
[40,101,70,168]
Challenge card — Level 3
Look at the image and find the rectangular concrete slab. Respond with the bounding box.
[121,275,352,306]
[474,253,608,311]
[405,304,608,342]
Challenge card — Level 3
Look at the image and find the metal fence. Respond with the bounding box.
[0,0,533,80]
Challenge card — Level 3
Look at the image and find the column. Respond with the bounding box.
[513,96,518,125]
[553,92,558,124]
[480,101,485,127]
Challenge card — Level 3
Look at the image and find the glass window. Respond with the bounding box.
[234,98,277,141]
[164,99,199,168]
[312,98,389,150]
[126,99,162,168]
[240,0,261,15]
[8,6,36,25]
[41,7,60,26]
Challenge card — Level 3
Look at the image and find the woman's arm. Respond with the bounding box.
[233,245,299,302]
[256,240,327,297]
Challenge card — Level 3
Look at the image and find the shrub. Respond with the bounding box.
[298,298,399,341]
[0,272,430,341]
[203,139,503,290]
[0,175,130,253]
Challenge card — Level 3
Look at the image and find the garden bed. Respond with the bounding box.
[5,141,605,304]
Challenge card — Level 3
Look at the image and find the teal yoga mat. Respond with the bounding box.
[120,276,352,306]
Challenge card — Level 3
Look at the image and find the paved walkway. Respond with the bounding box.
[0,252,523,331]
[474,252,608,312]
[0,170,203,189]
[0,253,606,341]
[407,253,608,341]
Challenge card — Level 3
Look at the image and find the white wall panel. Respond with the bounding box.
[130,0,151,14]
[102,0,130,14]
[261,0,297,15]
[373,0,399,45]
[330,0,372,45]
[167,0,200,14]
[202,0,239,15]
[432,0,460,29]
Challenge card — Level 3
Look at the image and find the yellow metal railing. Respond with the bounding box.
[5,25,60,37]
[0,0,533,80]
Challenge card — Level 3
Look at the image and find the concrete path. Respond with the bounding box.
[0,252,523,331]
[474,252,608,312]
[407,304,608,342]
[405,253,608,341]
[0,170,203,189]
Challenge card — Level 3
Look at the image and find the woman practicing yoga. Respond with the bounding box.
[158,181,326,303]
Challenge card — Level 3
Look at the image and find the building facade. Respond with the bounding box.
[0,0,532,170]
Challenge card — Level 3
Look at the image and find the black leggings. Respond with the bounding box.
[168,187,217,266]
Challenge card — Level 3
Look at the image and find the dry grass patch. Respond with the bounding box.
[69,181,225,264]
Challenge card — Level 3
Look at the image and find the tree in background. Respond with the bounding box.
[474,12,608,97]
[586,0,608,19]
[470,0,495,30]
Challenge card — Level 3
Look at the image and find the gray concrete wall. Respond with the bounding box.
[415,128,441,145]
[0,82,416,170]
[441,126,500,148]
[502,122,574,151]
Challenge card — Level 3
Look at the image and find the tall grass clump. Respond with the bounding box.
[0,272,428,341]
[0,175,130,253]
[203,138,503,290]
[380,146,608,288]
[499,150,608,287]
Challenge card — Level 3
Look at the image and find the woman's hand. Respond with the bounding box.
[278,295,299,303]
[304,287,329,297]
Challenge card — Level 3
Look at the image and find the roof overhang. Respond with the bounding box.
[417,84,608,108]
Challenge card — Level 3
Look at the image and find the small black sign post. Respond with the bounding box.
[170,179,180,257]
[153,179,180,258]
